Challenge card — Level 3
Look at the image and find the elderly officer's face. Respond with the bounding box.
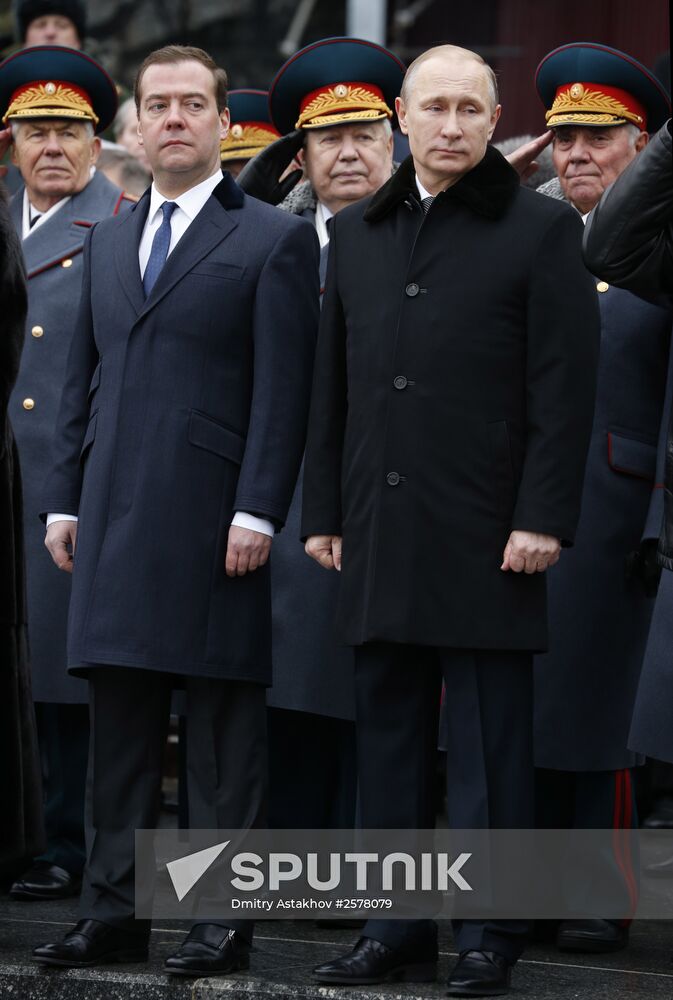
[302,121,394,215]
[396,54,500,194]
[552,125,648,214]
[25,15,80,48]
[137,60,229,195]
[11,119,100,210]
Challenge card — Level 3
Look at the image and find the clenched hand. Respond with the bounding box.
[305,535,342,571]
[45,519,78,573]
[501,530,561,574]
[225,525,272,577]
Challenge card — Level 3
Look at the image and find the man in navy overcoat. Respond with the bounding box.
[33,44,319,975]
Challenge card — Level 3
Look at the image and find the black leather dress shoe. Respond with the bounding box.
[556,919,628,953]
[642,795,673,829]
[164,925,250,977]
[313,936,437,984]
[33,919,149,967]
[10,861,81,901]
[446,951,511,997]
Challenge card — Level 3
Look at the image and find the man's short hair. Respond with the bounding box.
[401,44,499,112]
[134,45,228,114]
[303,117,393,147]
[112,96,137,141]
[11,117,94,140]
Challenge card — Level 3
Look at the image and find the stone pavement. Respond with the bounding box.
[1,896,673,1000]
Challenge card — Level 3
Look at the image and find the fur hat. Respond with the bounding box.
[14,1,86,44]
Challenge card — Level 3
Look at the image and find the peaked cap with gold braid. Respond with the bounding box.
[0,44,118,134]
[269,36,405,135]
[536,42,671,133]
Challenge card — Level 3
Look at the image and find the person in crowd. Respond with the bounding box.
[0,44,133,904]
[301,42,600,998]
[245,37,403,834]
[112,96,151,174]
[97,144,150,197]
[0,181,45,880]
[532,41,672,954]
[32,44,318,976]
[220,89,280,179]
[14,0,85,49]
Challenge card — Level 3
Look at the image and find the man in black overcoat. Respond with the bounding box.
[303,44,600,997]
[32,44,319,975]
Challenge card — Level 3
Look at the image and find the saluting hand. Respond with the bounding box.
[505,130,553,183]
[501,530,560,574]
[45,520,77,573]
[305,535,342,571]
[225,525,272,577]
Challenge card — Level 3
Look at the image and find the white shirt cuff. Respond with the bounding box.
[46,513,78,527]
[232,511,275,537]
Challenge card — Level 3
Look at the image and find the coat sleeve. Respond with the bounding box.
[39,225,99,519]
[233,218,320,529]
[511,205,600,545]
[301,219,348,539]
[583,122,673,300]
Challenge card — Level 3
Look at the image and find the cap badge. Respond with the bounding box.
[569,82,585,101]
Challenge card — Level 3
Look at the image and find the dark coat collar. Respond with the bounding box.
[130,170,245,218]
[364,145,519,223]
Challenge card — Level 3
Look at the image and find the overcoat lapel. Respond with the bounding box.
[114,190,149,315]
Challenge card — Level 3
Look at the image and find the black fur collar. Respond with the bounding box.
[365,145,519,223]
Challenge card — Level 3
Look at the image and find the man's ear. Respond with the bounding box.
[487,104,502,140]
[90,136,102,165]
[635,130,649,153]
[297,147,306,167]
[395,95,408,135]
[220,107,231,139]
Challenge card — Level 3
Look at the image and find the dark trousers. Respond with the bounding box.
[535,767,639,924]
[78,667,267,942]
[35,702,88,874]
[267,708,357,829]
[355,643,534,964]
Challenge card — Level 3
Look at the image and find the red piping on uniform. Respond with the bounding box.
[113,191,126,216]
[27,247,83,280]
[612,770,638,926]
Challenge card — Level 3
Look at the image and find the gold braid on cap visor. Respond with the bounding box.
[545,85,645,128]
[4,82,99,125]
[296,84,393,129]
[221,123,279,160]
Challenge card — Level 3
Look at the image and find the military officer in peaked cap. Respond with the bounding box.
[242,38,404,835]
[0,44,133,904]
[533,42,672,953]
[220,89,280,178]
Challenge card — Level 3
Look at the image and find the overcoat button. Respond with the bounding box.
[393,376,408,390]
[62,259,73,268]
[596,281,609,292]
[31,325,44,337]
[405,282,420,297]
[23,398,35,410]
[386,471,401,486]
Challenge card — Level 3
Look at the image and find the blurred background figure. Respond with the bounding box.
[0,183,44,885]
[112,95,151,173]
[14,0,85,49]
[220,88,280,178]
[97,143,150,197]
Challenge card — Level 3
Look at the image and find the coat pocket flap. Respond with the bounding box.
[190,261,245,280]
[607,431,657,480]
[188,410,245,464]
[79,412,97,462]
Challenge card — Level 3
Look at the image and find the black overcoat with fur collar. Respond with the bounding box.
[302,148,601,651]
[0,188,44,868]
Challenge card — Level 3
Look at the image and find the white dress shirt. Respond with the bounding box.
[415,174,435,202]
[22,190,70,240]
[314,200,334,248]
[48,168,274,537]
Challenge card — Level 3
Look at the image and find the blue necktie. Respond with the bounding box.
[143,201,177,296]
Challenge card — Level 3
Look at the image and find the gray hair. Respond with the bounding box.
[112,97,138,141]
[11,118,95,140]
[401,45,499,112]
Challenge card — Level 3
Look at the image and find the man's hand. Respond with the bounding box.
[501,530,561,574]
[236,129,304,205]
[0,125,12,179]
[505,130,553,183]
[45,520,77,573]
[305,534,342,571]
[225,525,272,577]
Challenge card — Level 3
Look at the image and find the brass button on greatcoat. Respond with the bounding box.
[596,281,609,293]
[23,398,35,410]
[386,471,401,486]
[62,258,73,268]
[405,282,420,297]
[393,376,408,390]
[32,325,44,338]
